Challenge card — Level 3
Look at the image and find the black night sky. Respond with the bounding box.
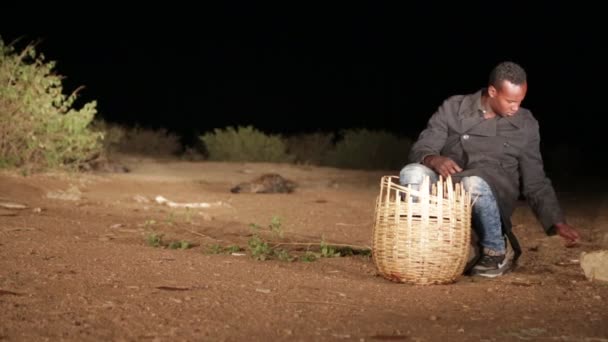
[2,3,606,175]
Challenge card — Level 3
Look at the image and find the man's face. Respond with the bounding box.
[488,80,527,117]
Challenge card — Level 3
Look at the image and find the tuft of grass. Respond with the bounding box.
[145,231,192,250]
[299,252,317,262]
[245,217,372,262]
[205,244,243,255]
[320,239,341,258]
[168,240,191,250]
[146,232,164,247]
[225,245,243,253]
[248,234,272,261]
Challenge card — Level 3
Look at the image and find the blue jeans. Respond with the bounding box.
[399,163,505,254]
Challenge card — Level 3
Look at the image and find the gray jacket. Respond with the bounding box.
[409,89,564,238]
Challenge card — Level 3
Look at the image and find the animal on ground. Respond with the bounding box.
[230,173,297,194]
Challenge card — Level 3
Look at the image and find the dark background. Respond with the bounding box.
[2,3,606,177]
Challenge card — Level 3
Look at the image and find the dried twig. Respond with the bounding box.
[269,241,371,251]
[183,229,209,238]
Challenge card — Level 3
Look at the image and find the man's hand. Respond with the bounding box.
[554,222,581,247]
[423,155,463,179]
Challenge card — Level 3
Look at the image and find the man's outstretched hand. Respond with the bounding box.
[554,222,581,247]
[423,155,463,179]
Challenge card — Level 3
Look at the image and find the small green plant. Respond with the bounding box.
[200,125,294,162]
[204,244,243,254]
[146,232,164,247]
[300,251,317,262]
[320,238,341,258]
[145,230,192,250]
[248,234,272,261]
[246,217,371,262]
[247,217,292,261]
[274,248,295,262]
[225,245,243,253]
[269,216,284,239]
[168,240,191,250]
[206,244,225,254]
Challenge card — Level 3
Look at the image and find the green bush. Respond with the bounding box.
[0,37,102,171]
[322,129,411,170]
[90,119,125,154]
[92,121,182,157]
[286,131,334,165]
[200,125,294,162]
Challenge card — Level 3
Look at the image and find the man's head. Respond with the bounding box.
[487,61,528,117]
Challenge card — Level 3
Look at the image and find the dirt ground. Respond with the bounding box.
[1,155,607,341]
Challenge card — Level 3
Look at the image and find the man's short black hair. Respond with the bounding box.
[489,61,527,88]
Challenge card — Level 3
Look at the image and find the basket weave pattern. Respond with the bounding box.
[372,175,472,285]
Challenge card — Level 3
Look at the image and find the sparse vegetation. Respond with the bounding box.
[146,232,164,247]
[0,33,412,173]
[322,129,411,170]
[200,125,294,163]
[0,36,103,171]
[286,131,334,165]
[145,231,192,249]
[205,244,243,255]
[93,120,182,157]
[300,252,317,262]
[168,240,192,250]
[246,216,371,262]
[198,125,411,171]
[319,238,341,258]
[248,218,284,261]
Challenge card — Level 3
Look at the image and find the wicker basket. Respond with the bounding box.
[372,175,472,285]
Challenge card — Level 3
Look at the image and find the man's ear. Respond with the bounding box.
[488,85,497,98]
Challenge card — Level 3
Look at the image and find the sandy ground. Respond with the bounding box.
[1,155,607,341]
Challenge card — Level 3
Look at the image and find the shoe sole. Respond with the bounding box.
[471,264,512,278]
[473,270,507,278]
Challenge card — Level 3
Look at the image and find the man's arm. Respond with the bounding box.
[409,98,463,178]
[409,99,452,164]
[519,119,580,245]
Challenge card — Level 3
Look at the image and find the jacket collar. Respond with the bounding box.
[459,88,525,130]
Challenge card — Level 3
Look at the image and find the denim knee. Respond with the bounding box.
[462,176,493,197]
[462,176,505,253]
[399,163,438,187]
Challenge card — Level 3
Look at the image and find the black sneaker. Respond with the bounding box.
[471,250,511,278]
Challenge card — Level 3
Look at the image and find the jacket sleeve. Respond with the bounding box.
[519,118,565,235]
[408,99,451,163]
